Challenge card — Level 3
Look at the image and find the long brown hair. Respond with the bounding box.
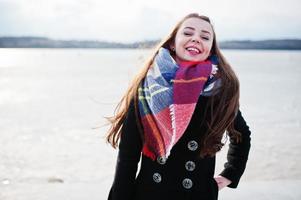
[105,13,241,157]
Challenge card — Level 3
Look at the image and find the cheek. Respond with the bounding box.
[205,42,213,51]
[175,34,188,46]
[175,39,184,49]
[203,43,213,54]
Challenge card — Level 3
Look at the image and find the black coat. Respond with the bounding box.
[108,96,251,200]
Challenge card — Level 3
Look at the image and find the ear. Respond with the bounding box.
[169,44,175,52]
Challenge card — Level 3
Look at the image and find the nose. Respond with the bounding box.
[191,38,200,43]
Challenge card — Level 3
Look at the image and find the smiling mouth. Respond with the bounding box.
[185,47,201,55]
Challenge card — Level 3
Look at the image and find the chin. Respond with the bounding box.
[182,54,204,62]
[191,58,203,61]
[186,57,204,62]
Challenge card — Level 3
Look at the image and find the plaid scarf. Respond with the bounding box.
[138,47,221,161]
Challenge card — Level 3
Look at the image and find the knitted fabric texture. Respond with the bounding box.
[138,47,221,160]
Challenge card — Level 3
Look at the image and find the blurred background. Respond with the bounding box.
[0,0,301,199]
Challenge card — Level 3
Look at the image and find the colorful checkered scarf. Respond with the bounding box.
[138,47,221,161]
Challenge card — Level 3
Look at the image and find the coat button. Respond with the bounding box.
[182,178,193,189]
[187,140,198,151]
[185,161,196,171]
[153,173,162,183]
[157,156,167,165]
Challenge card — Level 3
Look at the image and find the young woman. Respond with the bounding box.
[106,13,251,200]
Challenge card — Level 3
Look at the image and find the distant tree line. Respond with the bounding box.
[0,37,301,50]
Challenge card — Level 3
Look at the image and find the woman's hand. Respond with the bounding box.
[213,175,232,190]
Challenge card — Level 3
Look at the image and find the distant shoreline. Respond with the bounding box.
[1,36,301,50]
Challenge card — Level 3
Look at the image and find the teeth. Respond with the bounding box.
[186,47,200,53]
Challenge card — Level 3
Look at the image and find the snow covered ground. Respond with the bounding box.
[1,48,300,199]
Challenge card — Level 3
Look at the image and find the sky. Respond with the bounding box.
[0,0,300,43]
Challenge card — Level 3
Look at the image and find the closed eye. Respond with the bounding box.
[184,32,210,41]
[183,32,192,36]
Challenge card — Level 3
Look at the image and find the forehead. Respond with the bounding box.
[178,17,213,34]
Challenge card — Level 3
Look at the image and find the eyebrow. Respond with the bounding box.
[183,27,212,35]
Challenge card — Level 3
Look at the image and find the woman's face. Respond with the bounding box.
[172,17,214,64]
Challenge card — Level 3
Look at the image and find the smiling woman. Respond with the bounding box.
[171,17,214,63]
[105,13,251,200]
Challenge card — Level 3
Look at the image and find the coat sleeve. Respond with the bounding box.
[108,100,143,200]
[219,109,251,188]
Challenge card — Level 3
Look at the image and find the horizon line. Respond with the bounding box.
[1,35,301,44]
